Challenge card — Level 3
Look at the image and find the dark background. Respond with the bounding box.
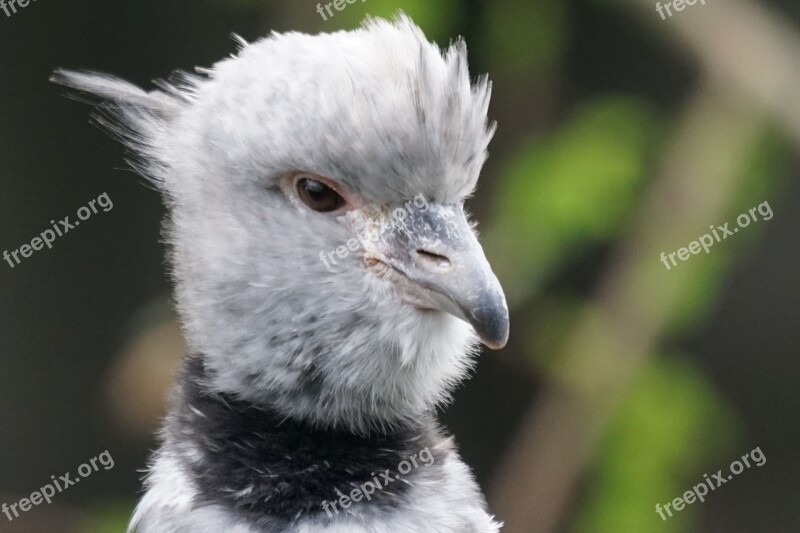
[1,0,798,531]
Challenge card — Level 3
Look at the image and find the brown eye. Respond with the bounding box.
[296,177,345,212]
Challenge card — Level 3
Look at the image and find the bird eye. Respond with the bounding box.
[295,176,345,213]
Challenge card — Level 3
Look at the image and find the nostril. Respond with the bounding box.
[416,249,451,269]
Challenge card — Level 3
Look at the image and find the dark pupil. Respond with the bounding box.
[304,179,329,201]
[299,178,340,211]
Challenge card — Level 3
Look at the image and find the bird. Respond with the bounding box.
[53,14,509,533]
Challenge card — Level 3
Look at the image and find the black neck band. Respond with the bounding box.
[167,356,447,530]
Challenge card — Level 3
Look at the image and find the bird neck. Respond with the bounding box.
[162,355,449,528]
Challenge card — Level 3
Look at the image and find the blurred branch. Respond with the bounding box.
[489,2,800,530]
[489,83,766,532]
[631,0,800,144]
[491,80,764,533]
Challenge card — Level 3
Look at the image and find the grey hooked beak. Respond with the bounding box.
[363,202,509,349]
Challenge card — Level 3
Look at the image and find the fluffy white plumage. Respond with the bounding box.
[54,14,505,533]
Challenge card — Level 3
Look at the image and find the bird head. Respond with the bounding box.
[53,15,508,433]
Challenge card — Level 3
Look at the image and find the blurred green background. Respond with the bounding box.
[1,0,798,532]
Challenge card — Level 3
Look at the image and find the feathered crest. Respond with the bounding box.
[50,68,199,188]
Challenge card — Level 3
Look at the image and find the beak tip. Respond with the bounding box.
[481,335,508,350]
[470,306,509,350]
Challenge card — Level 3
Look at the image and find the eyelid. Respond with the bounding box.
[292,173,343,196]
[285,172,363,212]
